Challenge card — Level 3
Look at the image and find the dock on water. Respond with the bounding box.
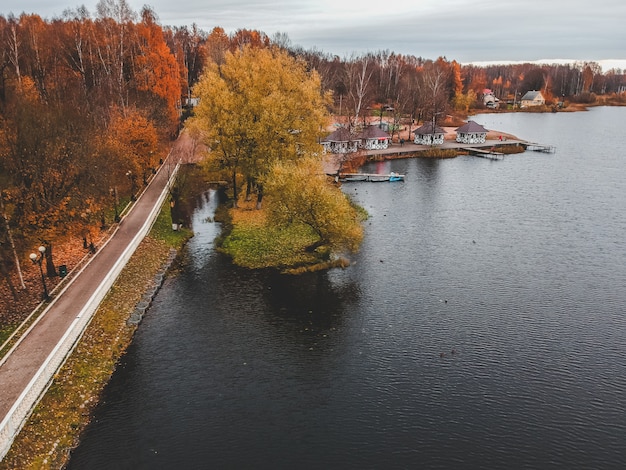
[460,147,504,160]
[525,143,556,153]
[339,172,405,182]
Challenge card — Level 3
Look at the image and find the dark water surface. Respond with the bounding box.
[68,108,626,469]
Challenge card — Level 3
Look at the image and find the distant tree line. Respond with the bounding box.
[290,48,626,134]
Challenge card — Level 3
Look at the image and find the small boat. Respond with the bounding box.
[388,172,404,182]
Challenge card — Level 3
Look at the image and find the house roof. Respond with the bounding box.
[414,122,446,135]
[322,127,359,143]
[521,90,544,101]
[455,121,488,133]
[359,125,391,140]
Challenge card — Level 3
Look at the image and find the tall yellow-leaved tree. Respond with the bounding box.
[190,45,330,207]
[264,157,364,254]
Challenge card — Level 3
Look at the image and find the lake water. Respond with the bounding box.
[68,107,626,469]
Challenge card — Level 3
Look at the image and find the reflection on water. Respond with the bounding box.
[69,108,626,469]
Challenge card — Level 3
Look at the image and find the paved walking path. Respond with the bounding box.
[0,154,178,422]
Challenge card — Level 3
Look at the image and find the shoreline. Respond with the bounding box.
[324,135,528,175]
[0,131,202,468]
[0,204,192,470]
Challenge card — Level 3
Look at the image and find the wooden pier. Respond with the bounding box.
[461,147,504,160]
[339,172,405,182]
[525,143,556,153]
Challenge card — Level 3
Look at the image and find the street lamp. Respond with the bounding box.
[29,245,49,301]
[80,209,96,252]
[126,171,137,201]
[110,187,120,222]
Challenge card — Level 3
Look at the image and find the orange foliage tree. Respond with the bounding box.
[0,2,187,282]
[135,7,183,136]
[107,107,160,189]
[0,78,105,275]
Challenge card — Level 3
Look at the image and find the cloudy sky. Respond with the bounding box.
[3,0,626,69]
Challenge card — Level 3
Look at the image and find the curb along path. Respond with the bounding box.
[0,154,179,460]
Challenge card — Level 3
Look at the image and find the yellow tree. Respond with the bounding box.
[190,45,330,207]
[453,89,477,113]
[263,157,363,254]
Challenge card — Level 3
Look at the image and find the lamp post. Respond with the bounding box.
[110,187,120,222]
[30,245,49,301]
[126,171,137,201]
[81,210,97,253]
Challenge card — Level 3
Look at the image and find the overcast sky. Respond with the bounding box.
[3,0,626,69]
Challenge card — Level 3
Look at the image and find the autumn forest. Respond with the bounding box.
[1,0,626,317]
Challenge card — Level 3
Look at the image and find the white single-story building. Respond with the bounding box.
[359,125,391,150]
[455,121,488,144]
[321,127,360,154]
[413,122,446,145]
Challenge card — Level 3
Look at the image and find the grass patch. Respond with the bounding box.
[418,148,459,158]
[0,325,13,345]
[219,200,321,270]
[348,195,370,221]
[498,144,526,154]
[283,257,351,274]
